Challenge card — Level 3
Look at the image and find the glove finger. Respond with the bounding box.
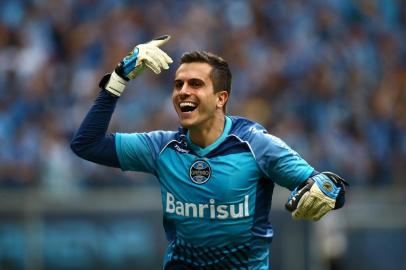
[304,188,332,219]
[151,47,170,70]
[306,201,324,219]
[147,35,171,47]
[312,204,332,221]
[302,199,318,219]
[145,61,161,74]
[142,47,166,69]
[293,193,313,220]
[298,195,325,220]
[297,192,313,212]
[142,55,162,74]
[158,48,173,64]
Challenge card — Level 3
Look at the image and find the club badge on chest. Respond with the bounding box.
[189,159,211,184]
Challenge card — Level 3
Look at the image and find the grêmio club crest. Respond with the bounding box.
[189,159,211,184]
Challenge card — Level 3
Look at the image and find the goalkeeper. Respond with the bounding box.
[71,35,348,270]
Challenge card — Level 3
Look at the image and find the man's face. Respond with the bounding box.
[172,62,226,129]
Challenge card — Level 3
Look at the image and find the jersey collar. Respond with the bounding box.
[186,116,232,157]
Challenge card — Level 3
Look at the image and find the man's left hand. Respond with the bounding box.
[285,172,349,221]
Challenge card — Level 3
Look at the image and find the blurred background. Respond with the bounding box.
[0,0,405,269]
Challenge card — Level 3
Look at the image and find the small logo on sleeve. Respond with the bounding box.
[189,160,211,184]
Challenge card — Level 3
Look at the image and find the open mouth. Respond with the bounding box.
[179,102,198,113]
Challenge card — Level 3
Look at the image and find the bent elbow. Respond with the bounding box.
[70,136,88,159]
[69,133,118,167]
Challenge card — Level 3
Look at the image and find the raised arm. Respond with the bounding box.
[70,89,120,167]
[70,35,172,167]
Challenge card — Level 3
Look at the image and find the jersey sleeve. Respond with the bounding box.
[248,125,314,190]
[115,130,175,175]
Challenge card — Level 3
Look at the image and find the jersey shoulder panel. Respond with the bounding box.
[115,129,183,174]
[228,116,314,190]
[228,116,270,153]
[228,116,267,138]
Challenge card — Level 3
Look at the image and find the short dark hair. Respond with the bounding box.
[180,51,232,94]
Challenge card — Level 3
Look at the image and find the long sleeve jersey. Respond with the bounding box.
[71,89,314,270]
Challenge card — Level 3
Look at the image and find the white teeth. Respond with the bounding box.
[179,102,197,108]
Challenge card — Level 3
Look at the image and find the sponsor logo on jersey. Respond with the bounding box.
[189,160,211,184]
[165,192,250,219]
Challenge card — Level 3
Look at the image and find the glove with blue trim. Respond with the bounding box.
[101,35,173,97]
[285,172,349,221]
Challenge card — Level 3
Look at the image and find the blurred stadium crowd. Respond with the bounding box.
[0,0,405,190]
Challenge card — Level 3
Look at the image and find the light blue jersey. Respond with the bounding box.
[115,116,314,269]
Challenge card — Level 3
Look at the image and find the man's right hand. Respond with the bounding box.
[102,35,173,97]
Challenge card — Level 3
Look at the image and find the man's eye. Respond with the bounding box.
[174,81,183,89]
[189,80,203,88]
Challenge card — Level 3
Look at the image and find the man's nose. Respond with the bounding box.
[179,84,190,96]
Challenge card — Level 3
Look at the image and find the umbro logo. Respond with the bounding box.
[174,144,190,153]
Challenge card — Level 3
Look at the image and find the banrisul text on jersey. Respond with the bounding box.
[165,192,250,219]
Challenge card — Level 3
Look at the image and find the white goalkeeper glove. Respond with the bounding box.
[285,172,349,221]
[101,35,173,97]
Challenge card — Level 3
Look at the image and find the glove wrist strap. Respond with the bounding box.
[104,71,128,97]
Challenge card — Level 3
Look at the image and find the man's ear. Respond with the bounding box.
[216,91,229,110]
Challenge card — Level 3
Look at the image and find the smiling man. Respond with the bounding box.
[173,53,230,147]
[71,36,348,270]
